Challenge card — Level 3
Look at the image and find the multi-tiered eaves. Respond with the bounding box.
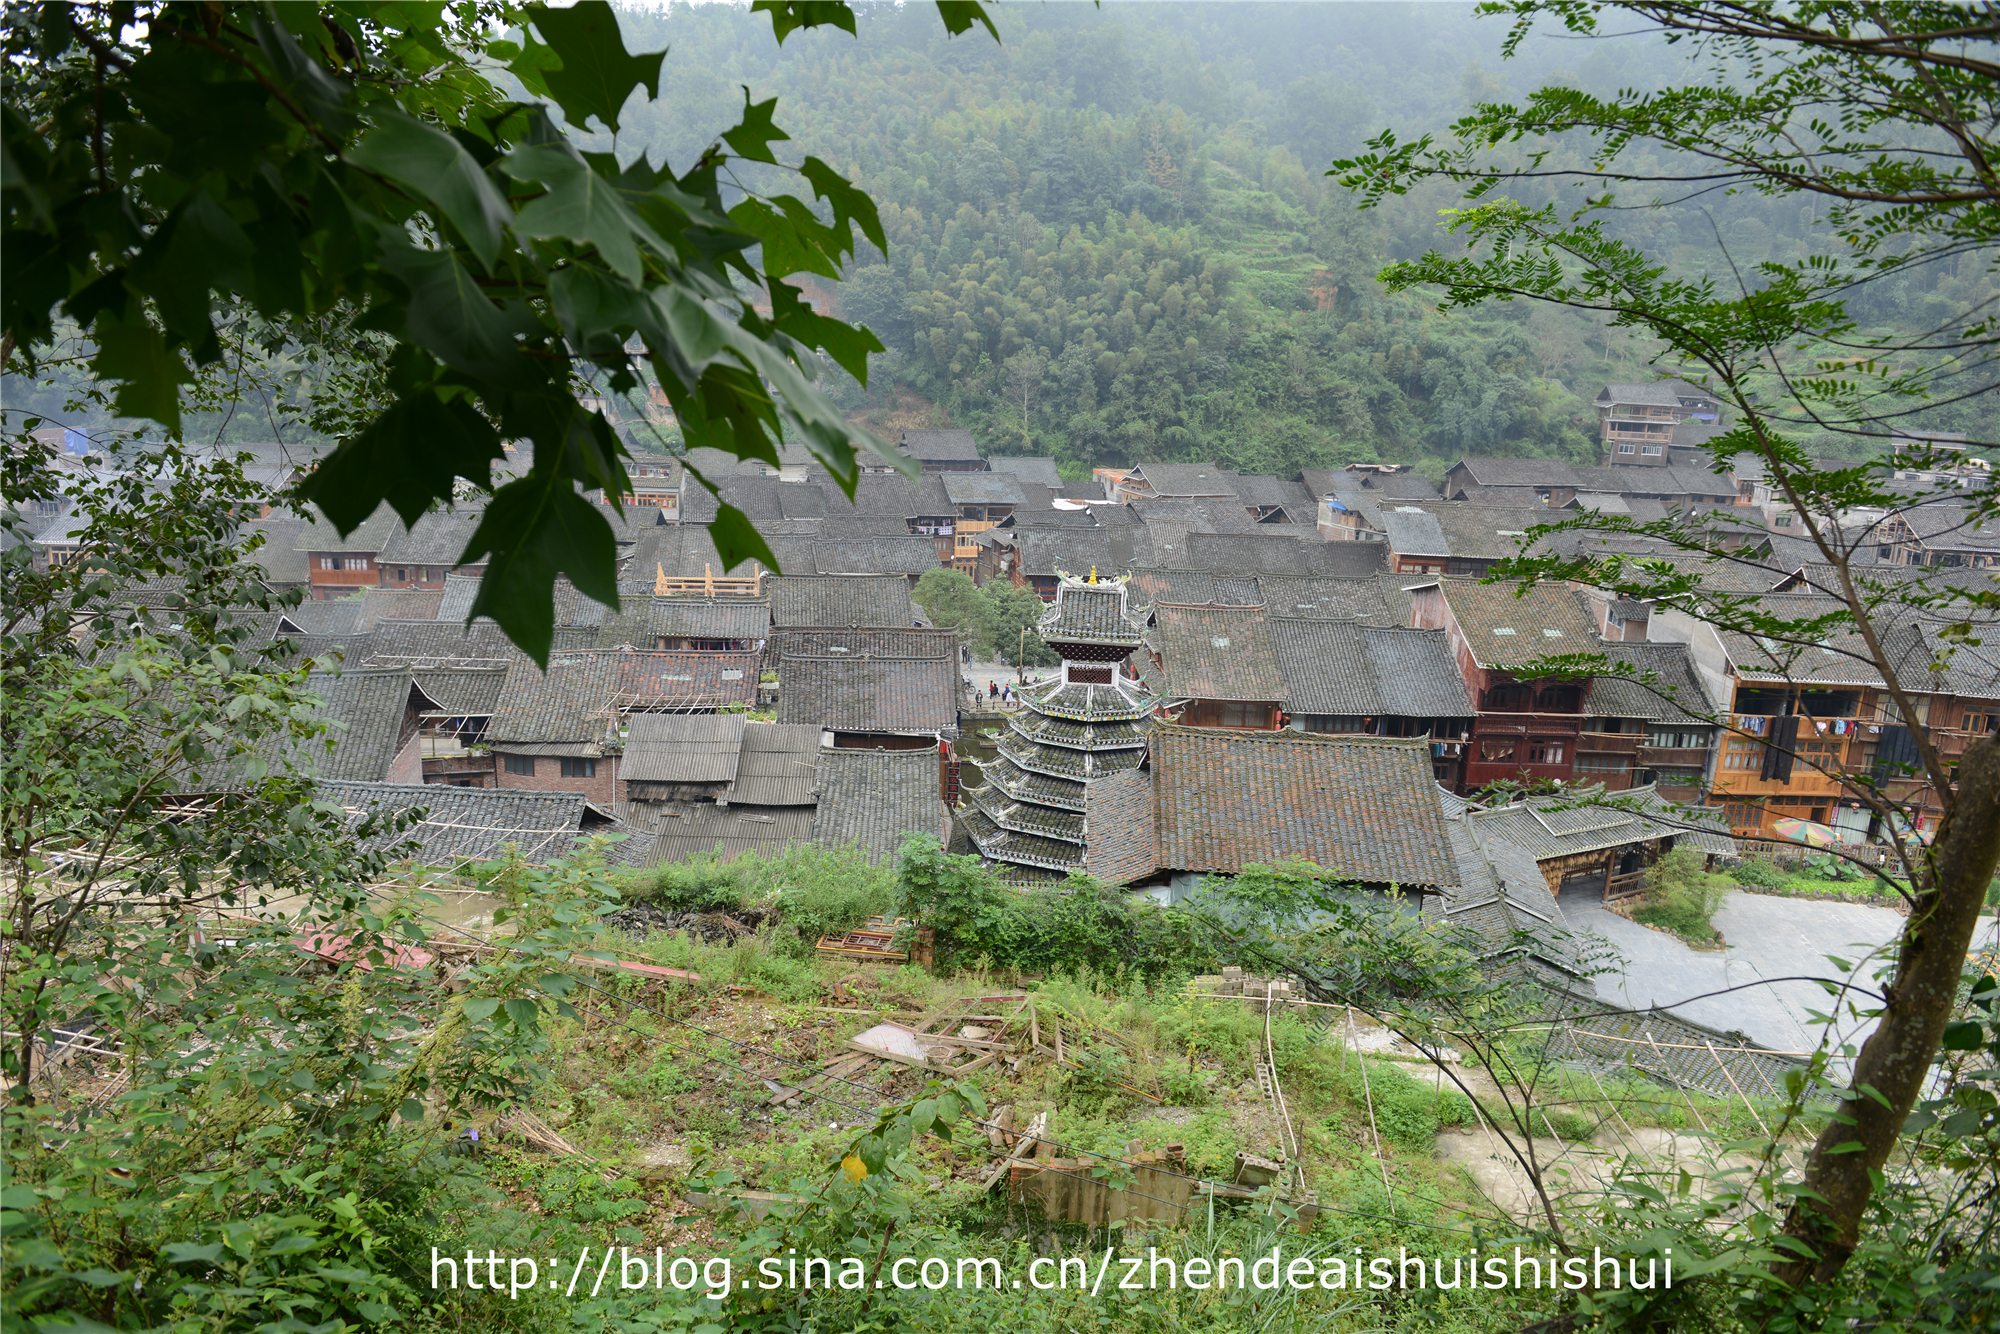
[961,576,1156,874]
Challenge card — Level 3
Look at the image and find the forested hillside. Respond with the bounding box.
[613,1,1992,478]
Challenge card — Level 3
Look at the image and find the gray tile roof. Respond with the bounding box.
[1380,503,1552,562]
[436,573,483,622]
[1125,567,1218,608]
[724,722,821,805]
[378,509,484,567]
[294,503,403,555]
[1435,818,1582,975]
[1154,603,1285,701]
[1231,474,1289,508]
[1002,527,1161,576]
[988,456,1063,488]
[621,713,746,784]
[769,576,916,627]
[486,650,761,745]
[286,670,427,782]
[1040,582,1143,647]
[354,588,445,630]
[1436,578,1600,668]
[241,517,310,584]
[1588,643,1715,722]
[623,801,813,863]
[1256,575,1395,622]
[1595,381,1696,408]
[768,627,956,660]
[1006,507,1100,530]
[1150,726,1459,885]
[594,597,771,647]
[1181,532,1387,576]
[1131,496,1261,545]
[941,472,1026,506]
[1269,618,1474,718]
[809,536,941,576]
[818,513,918,537]
[811,745,949,863]
[357,618,531,667]
[1468,785,1735,862]
[412,666,508,717]
[1452,458,1581,489]
[1126,463,1237,498]
[320,779,653,866]
[898,429,983,462]
[277,598,365,637]
[775,654,958,732]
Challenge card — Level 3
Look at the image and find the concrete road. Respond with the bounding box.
[1557,887,1909,1061]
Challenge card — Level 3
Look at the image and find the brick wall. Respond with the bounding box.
[492,750,622,806]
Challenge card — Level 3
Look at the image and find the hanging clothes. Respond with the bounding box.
[1760,714,1800,783]
[1873,724,1921,775]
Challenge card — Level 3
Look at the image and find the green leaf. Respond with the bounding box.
[710,504,782,576]
[463,483,620,665]
[1942,1020,1987,1051]
[91,312,194,432]
[290,1067,319,1092]
[751,2,857,43]
[504,140,663,285]
[799,156,886,254]
[398,1098,425,1122]
[162,1241,225,1266]
[720,91,789,165]
[528,0,666,132]
[129,192,254,362]
[374,232,535,383]
[934,2,999,43]
[462,997,500,1023]
[349,110,513,273]
[298,391,506,532]
[502,998,540,1031]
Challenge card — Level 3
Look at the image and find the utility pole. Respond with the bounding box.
[1018,624,1026,686]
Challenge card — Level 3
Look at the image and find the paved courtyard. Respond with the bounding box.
[1556,887,1916,1060]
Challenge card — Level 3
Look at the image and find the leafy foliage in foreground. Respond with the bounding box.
[1,1,991,661]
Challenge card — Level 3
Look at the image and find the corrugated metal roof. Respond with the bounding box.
[622,713,747,784]
[724,722,821,805]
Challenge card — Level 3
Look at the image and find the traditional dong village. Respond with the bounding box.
[5,4,1999,1333]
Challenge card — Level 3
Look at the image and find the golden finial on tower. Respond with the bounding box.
[1088,565,1098,583]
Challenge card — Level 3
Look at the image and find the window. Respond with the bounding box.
[1479,738,1518,762]
[1968,712,1999,733]
[1528,739,1565,764]
[1774,513,1794,527]
[1484,684,1533,711]
[1617,442,1637,454]
[1722,801,1763,829]
[1648,727,1709,749]
[1575,754,1630,772]
[1202,701,1271,729]
[504,755,534,776]
[560,758,597,778]
[316,555,335,570]
[395,568,407,581]
[1640,444,1663,456]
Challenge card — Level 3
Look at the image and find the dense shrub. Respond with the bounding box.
[1634,847,1731,942]
[1730,857,1789,889]
[892,834,1217,978]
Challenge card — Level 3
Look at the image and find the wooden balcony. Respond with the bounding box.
[1577,733,1642,756]
[1638,745,1710,768]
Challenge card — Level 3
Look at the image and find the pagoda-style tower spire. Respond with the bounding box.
[960,573,1155,876]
